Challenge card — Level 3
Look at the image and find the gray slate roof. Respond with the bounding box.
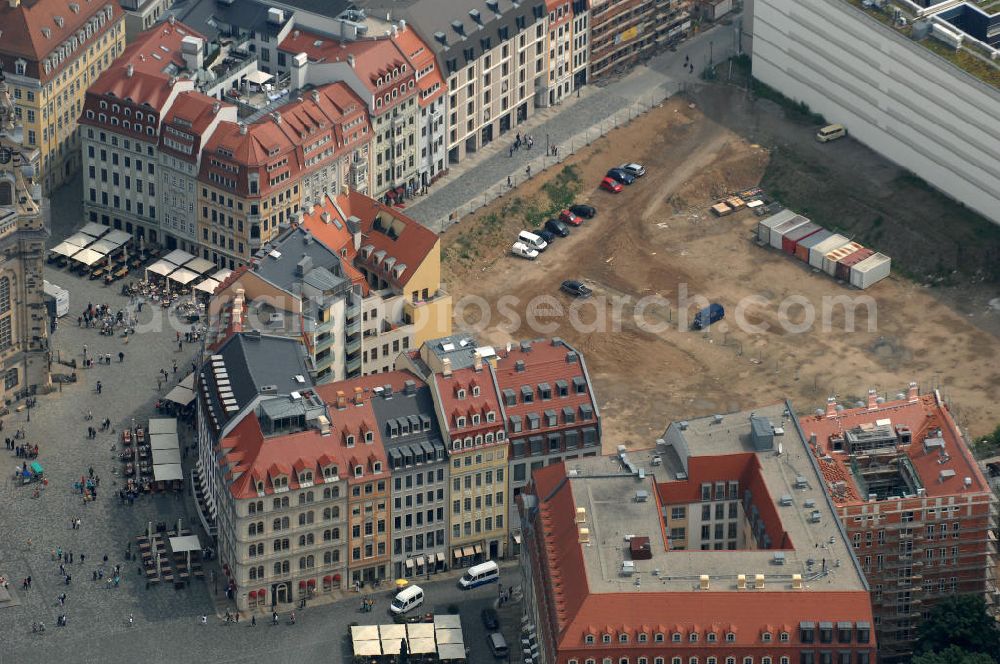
[369,381,445,467]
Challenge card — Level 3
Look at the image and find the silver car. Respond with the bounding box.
[620,162,646,177]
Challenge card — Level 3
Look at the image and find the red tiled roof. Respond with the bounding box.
[302,189,439,290]
[433,366,503,436]
[0,0,121,83]
[492,341,597,428]
[391,26,444,107]
[159,91,231,162]
[800,392,989,503]
[114,20,205,77]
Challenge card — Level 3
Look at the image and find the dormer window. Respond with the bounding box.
[707,633,717,643]
[779,632,790,642]
[671,633,681,643]
[373,461,382,473]
[354,466,363,478]
[689,633,699,642]
[638,633,648,643]
[456,416,466,428]
[619,634,629,643]
[299,471,312,484]
[654,633,664,643]
[472,386,480,397]
[365,431,374,443]
[346,435,356,447]
[585,635,595,644]
[601,635,611,644]
[762,632,772,643]
[725,632,736,643]
[471,414,480,425]
[457,389,466,399]
[486,411,496,422]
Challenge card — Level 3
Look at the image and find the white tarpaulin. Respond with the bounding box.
[436,628,464,644]
[408,638,436,654]
[437,643,467,660]
[65,232,94,247]
[352,640,381,657]
[352,625,380,641]
[149,433,180,450]
[149,418,177,435]
[146,260,176,278]
[247,70,273,85]
[79,222,108,238]
[211,268,233,283]
[50,242,81,258]
[152,448,182,465]
[194,278,220,295]
[162,249,195,267]
[434,615,462,630]
[152,463,183,482]
[168,268,199,285]
[168,534,201,552]
[164,384,196,406]
[179,373,195,390]
[103,230,132,246]
[185,257,216,275]
[87,238,120,255]
[73,248,105,266]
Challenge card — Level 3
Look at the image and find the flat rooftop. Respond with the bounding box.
[563,403,868,595]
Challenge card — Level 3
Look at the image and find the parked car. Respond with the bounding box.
[481,607,500,631]
[599,177,623,193]
[620,162,646,177]
[606,168,635,185]
[692,303,725,330]
[511,242,539,260]
[570,204,597,219]
[517,230,548,252]
[533,228,557,243]
[558,209,581,226]
[561,280,593,298]
[816,124,846,143]
[544,218,570,237]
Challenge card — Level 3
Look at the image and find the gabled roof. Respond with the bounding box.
[0,0,122,83]
[159,90,230,162]
[434,366,501,435]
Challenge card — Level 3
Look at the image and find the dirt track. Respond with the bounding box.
[440,92,1000,450]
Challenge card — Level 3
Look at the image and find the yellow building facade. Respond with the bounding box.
[0,0,124,193]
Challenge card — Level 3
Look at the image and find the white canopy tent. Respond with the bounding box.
[162,249,195,267]
[146,260,176,278]
[352,625,380,641]
[407,623,434,640]
[50,241,81,258]
[185,257,216,275]
[152,448,182,465]
[352,640,381,657]
[178,373,195,390]
[103,230,132,246]
[64,232,94,248]
[168,534,201,553]
[247,70,274,85]
[435,628,464,644]
[163,384,196,406]
[434,615,462,630]
[437,643,467,660]
[380,624,406,640]
[211,268,233,283]
[152,463,183,482]
[408,638,437,654]
[73,248,105,267]
[168,268,199,286]
[79,222,109,238]
[87,238,120,255]
[194,278,220,295]
[148,418,177,435]
[149,433,180,450]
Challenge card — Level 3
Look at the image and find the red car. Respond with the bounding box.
[559,209,581,226]
[600,177,622,193]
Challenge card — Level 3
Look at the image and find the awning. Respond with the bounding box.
[164,384,196,406]
[146,259,176,278]
[461,546,473,557]
[168,534,201,552]
[408,637,436,654]
[185,257,216,275]
[179,372,195,390]
[73,248,105,266]
[64,232,94,248]
[212,268,233,282]
[149,418,178,435]
[473,544,482,555]
[50,241,81,258]
[247,70,273,85]
[79,222,108,238]
[352,640,381,657]
[103,229,133,246]
[512,531,522,544]
[194,278,220,295]
[436,551,445,564]
[407,623,434,640]
[87,238,120,255]
[437,643,467,660]
[333,573,341,581]
[248,590,257,599]
[162,249,195,267]
[168,268,200,285]
[152,448,182,465]
[150,433,180,450]
[152,463,183,482]
[352,625,380,641]
[307,579,316,587]
[299,580,307,589]
[453,549,462,560]
[323,575,333,584]
[380,638,403,655]
[405,558,414,569]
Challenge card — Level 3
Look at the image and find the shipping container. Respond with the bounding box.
[756,209,798,245]
[795,229,832,263]
[823,242,864,276]
[850,253,892,289]
[808,234,851,269]
[781,222,822,255]
[835,247,874,281]
[769,216,810,250]
[43,280,70,317]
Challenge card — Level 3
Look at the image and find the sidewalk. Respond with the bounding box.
[405,20,739,233]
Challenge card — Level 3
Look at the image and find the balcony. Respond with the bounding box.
[346,335,361,354]
[346,355,362,374]
[314,334,335,352]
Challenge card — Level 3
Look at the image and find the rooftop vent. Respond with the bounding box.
[792,574,803,589]
[635,490,648,502]
[754,574,765,589]
[621,561,635,577]
[809,510,822,523]
[772,552,786,565]
[514,360,525,372]
[737,574,747,589]
[451,20,465,35]
[433,31,447,45]
[794,476,809,490]
[699,575,710,590]
[565,351,578,363]
[939,469,956,482]
[469,8,482,22]
[520,340,532,353]
[578,526,590,543]
[575,507,587,523]
[779,494,793,506]
[713,414,723,424]
[486,0,500,13]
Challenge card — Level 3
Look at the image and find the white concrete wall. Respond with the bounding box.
[753,0,1000,225]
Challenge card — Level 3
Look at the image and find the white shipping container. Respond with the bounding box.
[808,234,850,269]
[850,253,891,289]
[43,280,70,317]
[756,209,798,245]
[769,216,810,250]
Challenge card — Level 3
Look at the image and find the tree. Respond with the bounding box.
[915,595,1000,660]
[913,646,996,664]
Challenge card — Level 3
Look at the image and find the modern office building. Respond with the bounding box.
[0,72,51,401]
[519,403,877,664]
[752,0,1000,226]
[0,0,125,193]
[800,385,996,660]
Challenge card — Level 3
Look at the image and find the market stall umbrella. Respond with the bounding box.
[168,534,201,553]
[163,384,196,406]
[380,638,404,656]
[351,625,380,641]
[406,623,434,641]
[151,448,181,465]
[168,267,199,286]
[152,463,183,482]
[436,643,467,661]
[395,578,409,588]
[193,278,220,296]
[49,241,82,258]
[148,418,177,435]
[435,628,464,644]
[72,248,105,267]
[352,640,381,657]
[178,373,195,390]
[211,268,233,282]
[185,257,216,276]
[407,638,436,654]
[434,615,462,630]
[103,229,133,246]
[149,433,180,450]
[78,222,109,238]
[145,259,176,279]
[162,249,195,267]
[87,238,121,255]
[64,232,94,248]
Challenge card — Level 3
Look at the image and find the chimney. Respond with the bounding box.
[311,90,320,102]
[336,390,346,409]
[239,123,248,135]
[825,397,837,419]
[736,574,746,590]
[907,381,919,403]
[403,380,416,396]
[353,386,363,405]
[472,351,483,372]
[126,64,134,78]
[291,52,308,90]
[699,575,710,590]
[442,357,452,377]
[383,384,393,398]
[347,54,356,69]
[792,574,803,589]
[754,574,765,589]
[867,388,878,411]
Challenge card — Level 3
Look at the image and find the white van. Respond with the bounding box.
[517,230,548,252]
[389,584,424,614]
[816,124,846,143]
[459,560,500,589]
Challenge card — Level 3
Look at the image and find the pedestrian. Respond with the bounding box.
[509,145,514,157]
[80,553,85,564]
[234,612,239,624]
[96,381,102,395]
[118,351,124,363]
[157,377,162,390]
[128,614,134,626]
[201,615,208,625]
[507,175,512,188]
[177,340,183,351]
[172,361,177,374]
[251,614,256,627]
[525,165,531,178]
